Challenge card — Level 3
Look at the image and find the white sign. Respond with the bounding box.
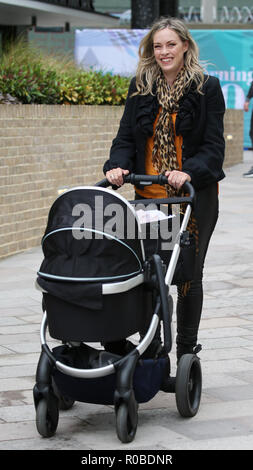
[75,29,148,76]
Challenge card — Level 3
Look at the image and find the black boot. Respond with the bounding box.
[176,279,203,364]
[176,341,202,364]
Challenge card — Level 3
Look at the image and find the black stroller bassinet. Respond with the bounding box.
[36,184,152,342]
[33,174,202,443]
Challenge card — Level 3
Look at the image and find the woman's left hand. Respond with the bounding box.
[165,170,191,190]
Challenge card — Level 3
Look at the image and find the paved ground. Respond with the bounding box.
[0,153,253,451]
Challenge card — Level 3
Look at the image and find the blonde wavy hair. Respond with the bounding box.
[134,17,206,96]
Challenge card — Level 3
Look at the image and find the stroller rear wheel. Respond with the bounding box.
[36,398,59,438]
[175,353,202,417]
[116,403,137,443]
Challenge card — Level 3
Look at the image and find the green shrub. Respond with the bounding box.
[0,40,131,105]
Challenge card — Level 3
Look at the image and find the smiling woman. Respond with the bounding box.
[103,16,225,363]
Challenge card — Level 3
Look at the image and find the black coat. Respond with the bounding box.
[103,75,226,190]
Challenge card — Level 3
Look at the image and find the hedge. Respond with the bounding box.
[0,40,131,105]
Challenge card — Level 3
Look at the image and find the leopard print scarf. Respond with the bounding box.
[152,68,199,294]
[152,67,186,193]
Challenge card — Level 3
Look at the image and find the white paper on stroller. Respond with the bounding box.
[136,209,176,225]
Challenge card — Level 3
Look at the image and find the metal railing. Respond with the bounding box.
[179,5,253,23]
[220,6,253,23]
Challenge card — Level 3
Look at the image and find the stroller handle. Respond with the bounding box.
[95,174,195,205]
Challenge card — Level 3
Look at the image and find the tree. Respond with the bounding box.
[131,0,160,29]
[131,0,179,29]
[159,0,178,17]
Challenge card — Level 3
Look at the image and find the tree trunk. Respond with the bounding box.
[131,0,160,29]
[159,0,179,17]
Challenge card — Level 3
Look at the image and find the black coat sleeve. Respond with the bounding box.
[103,78,137,174]
[182,77,225,189]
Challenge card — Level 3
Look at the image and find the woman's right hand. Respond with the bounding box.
[106,168,129,187]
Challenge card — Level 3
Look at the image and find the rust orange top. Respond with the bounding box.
[135,109,183,199]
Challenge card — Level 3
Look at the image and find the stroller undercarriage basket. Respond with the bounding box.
[51,342,169,405]
[33,174,202,443]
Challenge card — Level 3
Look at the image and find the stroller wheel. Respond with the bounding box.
[36,398,59,438]
[175,354,202,418]
[116,403,137,443]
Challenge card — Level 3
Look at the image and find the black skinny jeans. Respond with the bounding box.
[136,182,219,356]
[176,183,218,355]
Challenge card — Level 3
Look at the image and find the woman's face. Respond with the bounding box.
[153,28,188,82]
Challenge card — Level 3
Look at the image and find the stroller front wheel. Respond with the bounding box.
[116,403,137,443]
[36,398,59,438]
[175,353,202,417]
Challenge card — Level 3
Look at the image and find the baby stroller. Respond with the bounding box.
[33,174,202,443]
